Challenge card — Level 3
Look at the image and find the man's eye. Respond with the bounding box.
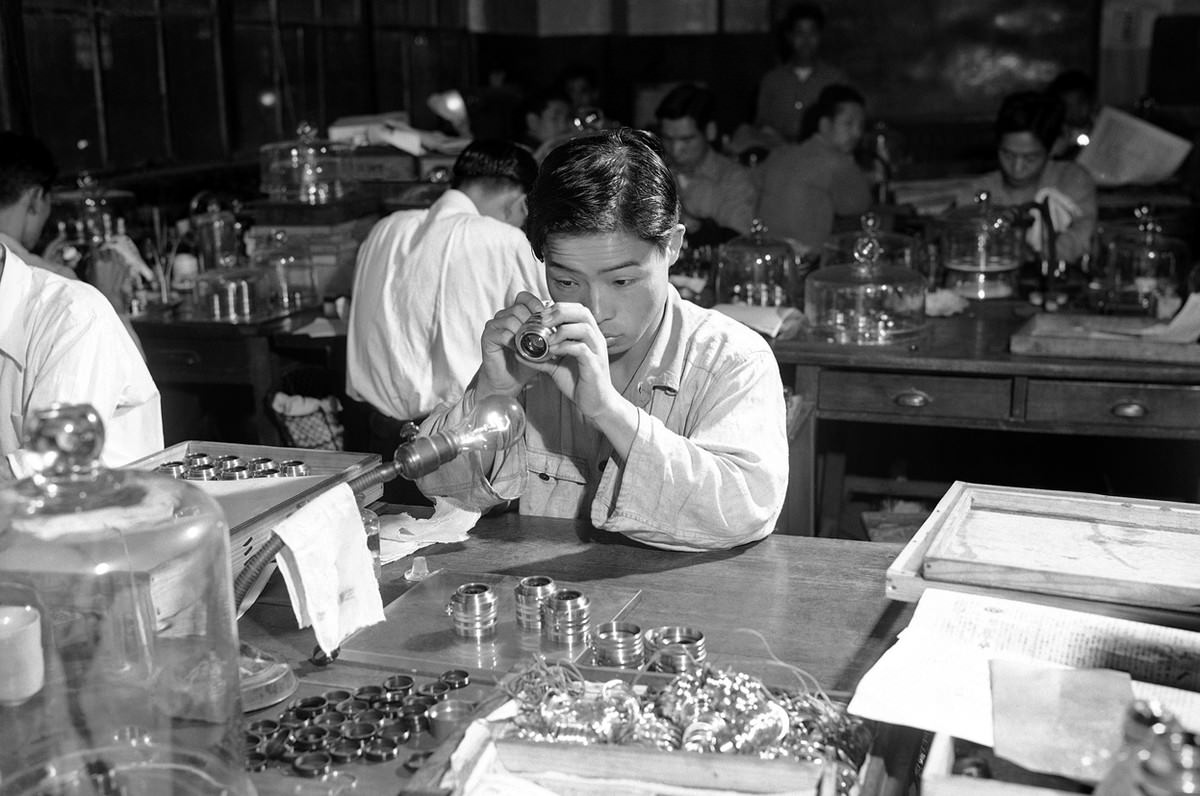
[554,279,577,289]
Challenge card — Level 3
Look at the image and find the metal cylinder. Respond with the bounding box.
[592,621,644,668]
[156,461,186,478]
[541,588,590,646]
[221,465,251,480]
[445,582,499,639]
[279,460,309,477]
[644,626,707,674]
[514,575,557,631]
[248,457,275,474]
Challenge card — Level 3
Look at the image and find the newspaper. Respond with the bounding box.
[1077,106,1193,186]
[847,588,1200,746]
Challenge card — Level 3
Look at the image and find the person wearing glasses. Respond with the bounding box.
[967,91,1097,265]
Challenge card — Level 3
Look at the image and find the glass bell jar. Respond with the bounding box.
[714,219,805,307]
[0,404,250,795]
[805,213,927,344]
[252,229,318,312]
[1088,205,1192,316]
[188,191,242,273]
[259,121,354,205]
[938,191,1024,300]
[192,265,283,322]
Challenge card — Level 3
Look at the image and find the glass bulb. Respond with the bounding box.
[393,394,525,480]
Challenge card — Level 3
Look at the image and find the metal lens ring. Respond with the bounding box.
[514,575,557,630]
[592,621,645,668]
[445,582,499,639]
[516,314,556,362]
[541,588,591,645]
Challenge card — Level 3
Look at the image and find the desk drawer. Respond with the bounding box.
[1026,380,1200,429]
[819,371,1011,420]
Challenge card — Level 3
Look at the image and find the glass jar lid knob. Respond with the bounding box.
[23,403,105,480]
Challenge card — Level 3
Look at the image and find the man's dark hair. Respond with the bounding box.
[799,83,864,140]
[0,131,57,208]
[451,138,538,195]
[995,91,1065,152]
[526,127,680,261]
[655,83,716,129]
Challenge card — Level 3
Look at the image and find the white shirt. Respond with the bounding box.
[346,189,547,420]
[0,245,163,476]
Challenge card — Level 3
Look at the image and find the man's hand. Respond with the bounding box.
[515,301,623,422]
[476,291,546,397]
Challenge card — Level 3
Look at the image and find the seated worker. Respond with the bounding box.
[967,90,1097,265]
[347,139,546,504]
[518,88,575,162]
[416,129,788,551]
[0,136,162,479]
[748,3,848,149]
[655,83,757,246]
[754,84,872,253]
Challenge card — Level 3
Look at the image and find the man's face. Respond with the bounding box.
[660,117,710,174]
[997,132,1049,189]
[528,99,572,144]
[543,229,680,359]
[819,102,865,154]
[787,19,821,64]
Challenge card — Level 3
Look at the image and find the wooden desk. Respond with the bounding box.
[774,302,1200,536]
[133,308,332,445]
[237,510,916,794]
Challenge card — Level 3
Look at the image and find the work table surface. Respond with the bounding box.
[239,508,912,694]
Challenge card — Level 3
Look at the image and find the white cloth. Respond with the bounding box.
[271,482,384,655]
[1027,186,1082,256]
[0,245,162,477]
[346,189,546,420]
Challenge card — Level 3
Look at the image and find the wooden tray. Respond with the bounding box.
[886,481,1200,629]
[128,441,381,581]
[1009,312,1200,364]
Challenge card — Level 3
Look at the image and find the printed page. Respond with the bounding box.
[1077,106,1192,186]
[847,588,1200,746]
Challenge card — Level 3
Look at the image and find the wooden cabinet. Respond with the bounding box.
[774,303,1200,536]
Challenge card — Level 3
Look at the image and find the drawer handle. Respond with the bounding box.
[150,349,201,367]
[893,390,931,409]
[1111,401,1147,419]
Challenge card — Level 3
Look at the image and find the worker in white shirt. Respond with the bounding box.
[346,139,546,503]
[0,132,162,479]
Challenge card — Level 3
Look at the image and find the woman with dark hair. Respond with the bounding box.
[417,128,789,552]
[754,83,872,251]
[967,90,1097,264]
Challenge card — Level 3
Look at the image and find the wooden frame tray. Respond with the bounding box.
[129,441,381,581]
[886,481,1200,630]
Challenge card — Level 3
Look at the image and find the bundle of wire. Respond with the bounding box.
[499,643,872,795]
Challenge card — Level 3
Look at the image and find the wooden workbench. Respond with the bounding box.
[774,301,1200,536]
[237,508,917,794]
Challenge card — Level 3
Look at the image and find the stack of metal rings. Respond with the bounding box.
[644,626,707,674]
[155,460,186,478]
[445,582,499,638]
[249,457,279,477]
[540,588,591,646]
[513,575,557,631]
[592,621,644,668]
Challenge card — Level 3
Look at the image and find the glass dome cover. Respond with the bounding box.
[1090,204,1192,315]
[0,404,250,795]
[805,213,926,344]
[259,121,354,205]
[715,218,805,307]
[939,190,1024,300]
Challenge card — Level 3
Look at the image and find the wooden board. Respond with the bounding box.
[886,482,1200,629]
[1009,312,1200,364]
[495,739,824,794]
